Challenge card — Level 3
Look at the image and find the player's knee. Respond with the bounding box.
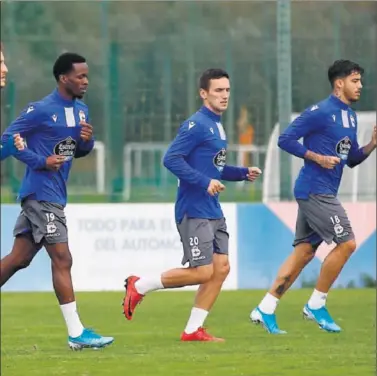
[195,264,214,284]
[295,243,316,263]
[10,249,35,270]
[53,253,72,270]
[303,249,315,263]
[48,244,73,270]
[342,239,357,254]
[216,261,230,281]
[11,236,37,270]
[15,255,33,270]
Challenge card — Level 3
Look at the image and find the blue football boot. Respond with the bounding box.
[68,328,114,350]
[303,304,341,333]
[250,307,287,334]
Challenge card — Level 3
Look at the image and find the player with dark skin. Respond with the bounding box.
[0,53,113,349]
[0,62,91,301]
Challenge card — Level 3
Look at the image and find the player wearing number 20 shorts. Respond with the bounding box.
[122,68,262,342]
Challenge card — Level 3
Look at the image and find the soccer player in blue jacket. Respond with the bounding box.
[251,60,376,334]
[0,43,25,160]
[0,53,114,349]
[122,69,262,342]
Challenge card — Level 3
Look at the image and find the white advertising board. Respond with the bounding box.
[65,203,238,291]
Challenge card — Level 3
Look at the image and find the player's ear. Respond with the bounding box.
[199,88,207,100]
[60,75,68,84]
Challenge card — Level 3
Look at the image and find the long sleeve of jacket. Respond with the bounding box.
[278,108,323,158]
[347,129,368,168]
[0,137,17,161]
[221,165,248,181]
[75,138,95,158]
[163,122,211,190]
[1,104,46,169]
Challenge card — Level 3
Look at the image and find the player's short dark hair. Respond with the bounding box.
[199,68,230,91]
[53,52,86,82]
[328,60,364,88]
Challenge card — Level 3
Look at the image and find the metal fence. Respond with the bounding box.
[1,1,376,202]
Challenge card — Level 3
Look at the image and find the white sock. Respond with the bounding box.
[184,307,209,334]
[258,293,279,314]
[60,301,84,338]
[308,289,327,310]
[134,276,164,295]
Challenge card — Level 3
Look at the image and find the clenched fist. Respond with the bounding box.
[207,179,225,196]
[317,155,341,169]
[46,155,66,171]
[246,167,262,182]
[13,134,25,151]
[80,121,93,142]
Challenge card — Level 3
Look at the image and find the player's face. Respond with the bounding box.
[200,77,230,115]
[0,51,8,89]
[64,62,89,99]
[342,71,363,103]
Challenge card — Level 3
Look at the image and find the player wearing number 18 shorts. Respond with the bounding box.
[251,60,376,334]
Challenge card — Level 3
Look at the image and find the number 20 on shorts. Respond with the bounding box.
[189,237,199,246]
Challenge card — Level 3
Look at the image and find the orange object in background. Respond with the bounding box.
[237,106,254,166]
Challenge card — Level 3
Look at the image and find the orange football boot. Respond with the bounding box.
[180,327,225,342]
[123,276,144,320]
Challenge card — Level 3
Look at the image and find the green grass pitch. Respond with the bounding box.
[1,289,375,376]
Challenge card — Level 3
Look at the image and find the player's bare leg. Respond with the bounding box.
[123,264,214,320]
[251,242,315,334]
[0,235,40,286]
[193,254,230,310]
[269,243,316,299]
[315,239,356,293]
[162,264,214,287]
[44,243,76,305]
[45,242,114,349]
[181,254,229,342]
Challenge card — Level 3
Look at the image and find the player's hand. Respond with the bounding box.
[13,134,25,151]
[246,167,262,182]
[79,121,93,142]
[207,179,225,196]
[317,155,341,169]
[371,125,376,147]
[46,155,66,171]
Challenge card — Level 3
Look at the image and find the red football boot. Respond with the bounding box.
[122,276,144,320]
[180,327,225,342]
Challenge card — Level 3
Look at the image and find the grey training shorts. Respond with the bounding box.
[293,194,354,248]
[177,216,229,267]
[13,199,68,245]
